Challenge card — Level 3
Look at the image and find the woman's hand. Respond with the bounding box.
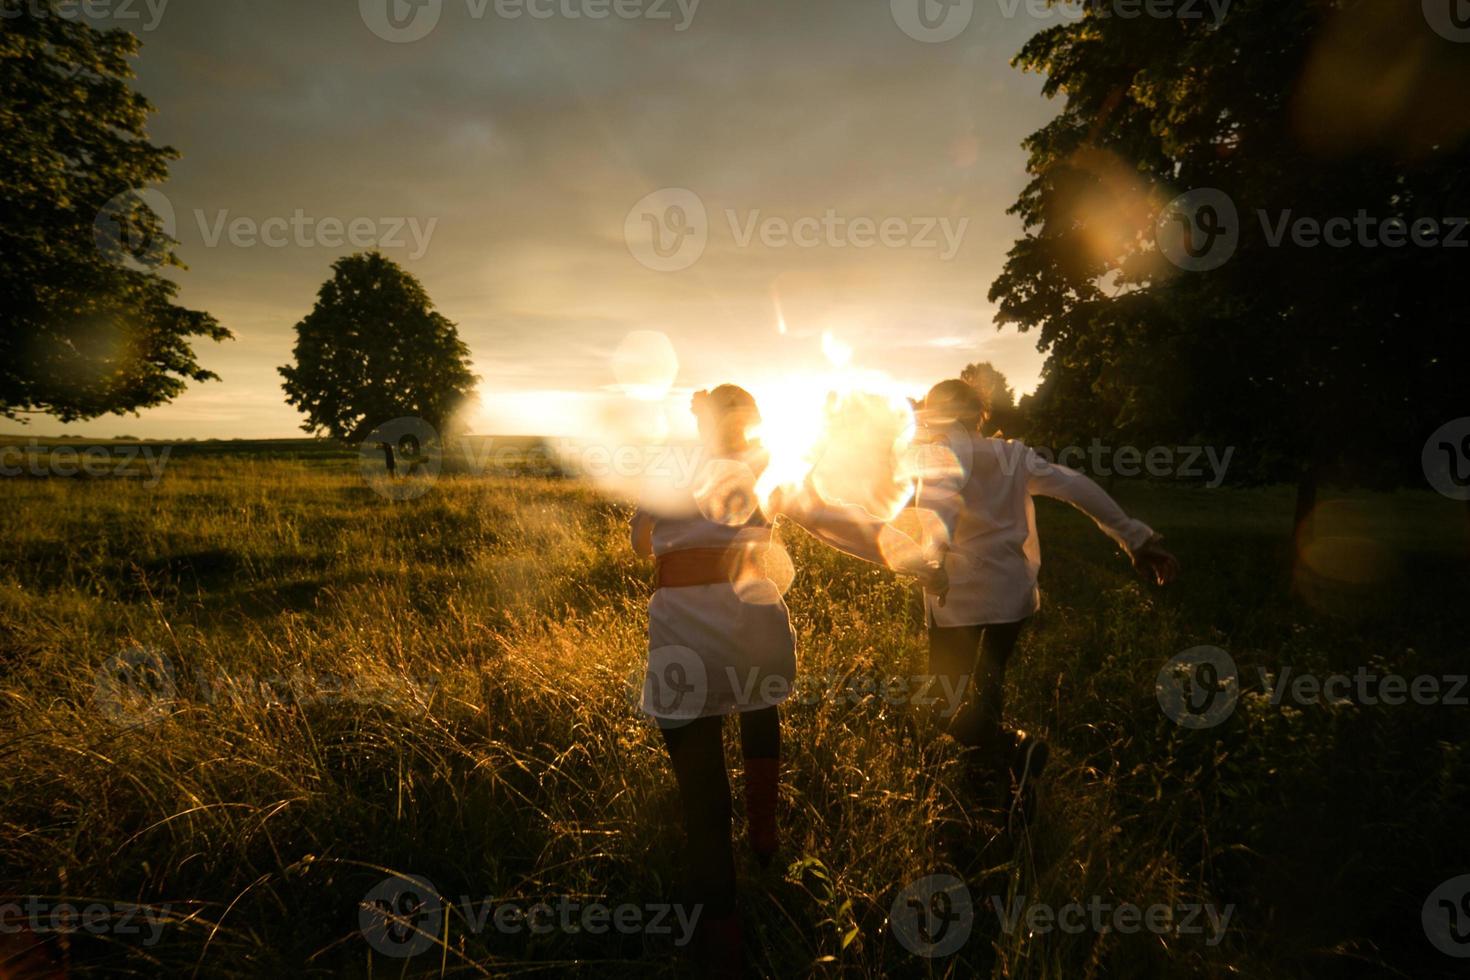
[1132,534,1180,586]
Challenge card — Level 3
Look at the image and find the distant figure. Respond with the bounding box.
[399,434,422,476]
[377,441,396,477]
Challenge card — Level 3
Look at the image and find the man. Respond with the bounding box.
[912,380,1179,785]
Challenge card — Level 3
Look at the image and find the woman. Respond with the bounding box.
[630,384,940,974]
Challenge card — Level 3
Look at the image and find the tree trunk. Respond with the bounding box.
[1289,462,1320,599]
[1292,463,1318,548]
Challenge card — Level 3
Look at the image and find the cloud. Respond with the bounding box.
[44,0,1056,437]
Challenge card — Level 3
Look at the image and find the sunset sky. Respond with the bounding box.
[35,0,1068,439]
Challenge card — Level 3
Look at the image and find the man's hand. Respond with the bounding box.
[917,562,950,606]
[1132,535,1180,586]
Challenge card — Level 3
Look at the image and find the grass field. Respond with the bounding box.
[1,445,1466,978]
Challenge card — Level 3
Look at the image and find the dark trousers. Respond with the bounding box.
[659,706,780,917]
[927,619,1028,752]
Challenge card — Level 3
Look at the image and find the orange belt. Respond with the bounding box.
[655,546,768,588]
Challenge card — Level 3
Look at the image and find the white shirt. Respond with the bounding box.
[914,426,1155,627]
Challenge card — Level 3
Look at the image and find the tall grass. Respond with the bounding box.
[0,458,1465,977]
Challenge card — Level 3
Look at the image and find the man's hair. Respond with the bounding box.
[925,379,986,428]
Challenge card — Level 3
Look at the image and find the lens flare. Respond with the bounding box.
[579,326,926,527]
[749,332,919,520]
[734,542,795,603]
[820,330,853,368]
[612,330,680,401]
[693,458,760,527]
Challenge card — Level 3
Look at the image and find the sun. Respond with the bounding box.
[745,340,920,521]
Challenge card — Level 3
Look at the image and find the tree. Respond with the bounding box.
[959,361,1021,436]
[280,253,478,442]
[0,4,229,422]
[988,0,1470,530]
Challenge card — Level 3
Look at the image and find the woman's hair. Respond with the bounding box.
[692,384,760,424]
[692,384,761,450]
[924,379,986,429]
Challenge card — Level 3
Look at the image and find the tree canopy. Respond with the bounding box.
[280,252,478,442]
[989,0,1470,495]
[0,4,229,422]
[959,361,1020,436]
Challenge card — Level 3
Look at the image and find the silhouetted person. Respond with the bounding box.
[913,379,1178,795]
[630,385,942,978]
[399,434,421,476]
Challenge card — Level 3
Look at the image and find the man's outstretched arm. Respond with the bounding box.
[1024,451,1180,585]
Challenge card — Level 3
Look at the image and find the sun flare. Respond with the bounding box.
[747,334,919,520]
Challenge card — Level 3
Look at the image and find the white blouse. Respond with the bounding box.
[630,451,927,723]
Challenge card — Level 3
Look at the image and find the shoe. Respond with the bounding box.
[1005,728,1048,782]
[694,911,744,979]
[945,743,1004,815]
[743,756,780,865]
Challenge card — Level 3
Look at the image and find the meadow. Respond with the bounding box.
[0,444,1466,978]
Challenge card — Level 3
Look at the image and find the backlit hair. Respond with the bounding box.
[691,384,760,426]
[924,379,986,429]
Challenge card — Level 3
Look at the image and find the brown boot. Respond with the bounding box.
[742,756,780,866]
